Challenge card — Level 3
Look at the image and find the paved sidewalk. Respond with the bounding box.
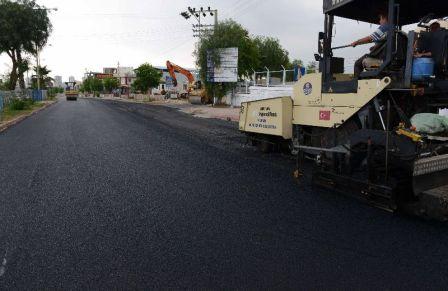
[90,95,241,122]
[153,101,240,122]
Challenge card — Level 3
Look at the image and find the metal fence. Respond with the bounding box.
[234,81,252,94]
[234,66,306,94]
[0,90,47,111]
[0,90,29,109]
[253,66,306,87]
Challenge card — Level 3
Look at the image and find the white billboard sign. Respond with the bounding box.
[206,47,238,83]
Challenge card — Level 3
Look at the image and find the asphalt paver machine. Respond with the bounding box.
[239,0,448,220]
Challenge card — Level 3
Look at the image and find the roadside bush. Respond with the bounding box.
[24,98,35,108]
[9,99,25,110]
[8,98,34,111]
[48,87,62,98]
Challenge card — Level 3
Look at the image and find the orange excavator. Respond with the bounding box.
[166,60,208,104]
[166,61,195,88]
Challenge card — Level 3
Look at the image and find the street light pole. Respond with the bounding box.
[36,42,40,91]
[32,7,57,91]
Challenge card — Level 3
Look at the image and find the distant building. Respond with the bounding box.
[116,67,136,95]
[54,76,63,88]
[69,76,75,83]
[103,68,118,75]
[82,64,198,95]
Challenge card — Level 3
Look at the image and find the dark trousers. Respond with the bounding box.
[354,54,368,78]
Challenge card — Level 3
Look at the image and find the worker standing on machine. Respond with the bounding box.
[351,11,391,77]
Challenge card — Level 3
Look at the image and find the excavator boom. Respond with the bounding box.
[166,61,195,87]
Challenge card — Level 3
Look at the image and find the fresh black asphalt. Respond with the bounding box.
[0,97,448,289]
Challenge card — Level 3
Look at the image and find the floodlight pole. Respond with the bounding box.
[214,10,218,28]
[181,7,218,38]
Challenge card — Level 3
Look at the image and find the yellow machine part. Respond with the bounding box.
[65,90,79,97]
[292,73,391,128]
[397,128,422,142]
[239,97,293,139]
[239,73,392,138]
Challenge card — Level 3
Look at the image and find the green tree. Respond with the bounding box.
[80,77,92,93]
[253,36,290,71]
[103,77,119,93]
[132,63,162,94]
[31,65,53,89]
[195,19,259,100]
[306,61,319,74]
[91,78,104,93]
[0,0,52,90]
[47,87,62,98]
[18,57,30,89]
[0,74,11,90]
[289,59,304,69]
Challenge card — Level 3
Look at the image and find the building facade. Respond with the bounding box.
[115,67,136,95]
[83,65,199,95]
[54,76,63,88]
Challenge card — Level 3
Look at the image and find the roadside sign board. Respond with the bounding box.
[94,73,114,80]
[206,47,238,83]
[165,76,174,88]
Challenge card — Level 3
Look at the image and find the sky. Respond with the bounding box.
[0,0,380,82]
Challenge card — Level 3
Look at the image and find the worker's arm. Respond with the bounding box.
[351,25,389,47]
[350,36,373,47]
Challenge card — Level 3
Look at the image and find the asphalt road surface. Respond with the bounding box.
[1,97,448,289]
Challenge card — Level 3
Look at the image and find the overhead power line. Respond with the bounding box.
[57,12,178,21]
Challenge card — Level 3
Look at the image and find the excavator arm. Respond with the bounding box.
[166,61,195,88]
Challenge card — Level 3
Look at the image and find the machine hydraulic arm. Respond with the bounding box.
[166,61,195,87]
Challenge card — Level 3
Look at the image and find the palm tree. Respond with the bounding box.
[31,65,53,89]
[17,55,30,89]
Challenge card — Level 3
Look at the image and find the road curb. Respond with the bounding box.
[0,100,57,133]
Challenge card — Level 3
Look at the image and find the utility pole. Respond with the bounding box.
[36,42,40,91]
[181,7,218,38]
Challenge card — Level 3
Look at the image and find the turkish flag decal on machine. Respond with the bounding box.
[319,110,331,121]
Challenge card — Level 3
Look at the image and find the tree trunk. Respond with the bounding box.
[8,50,18,91]
[17,51,26,89]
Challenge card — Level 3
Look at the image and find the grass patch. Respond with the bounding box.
[143,96,154,103]
[0,102,45,123]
